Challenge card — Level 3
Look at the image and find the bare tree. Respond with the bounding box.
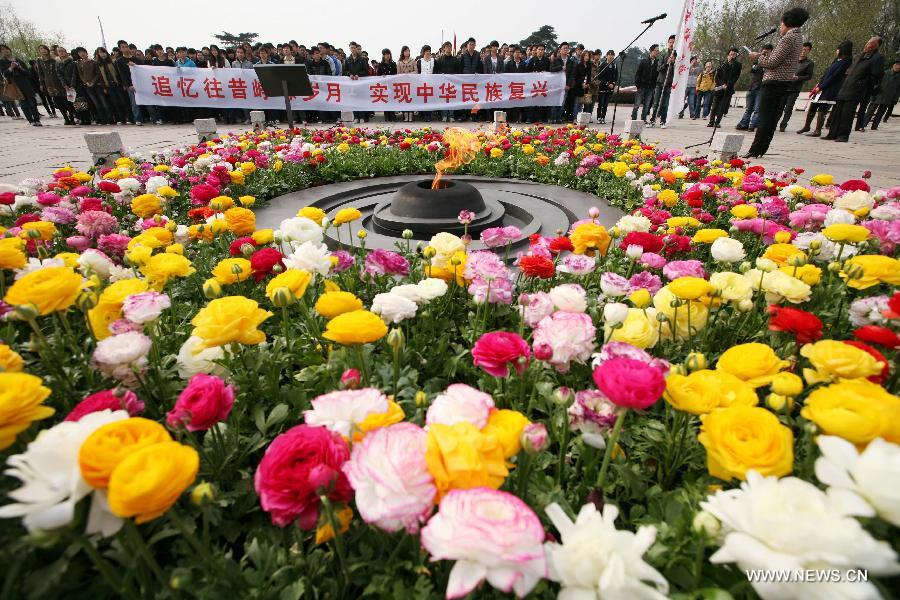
[0,3,66,59]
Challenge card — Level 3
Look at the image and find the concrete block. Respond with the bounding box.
[493,111,507,123]
[249,111,266,129]
[576,112,592,126]
[194,118,217,143]
[340,111,355,123]
[708,132,745,161]
[83,131,124,165]
[623,119,644,140]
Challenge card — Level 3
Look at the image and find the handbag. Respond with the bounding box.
[65,87,76,103]
[73,96,89,112]
[1,81,24,102]
[582,92,593,104]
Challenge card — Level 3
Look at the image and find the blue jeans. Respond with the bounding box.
[549,104,563,122]
[698,91,713,118]
[680,87,697,117]
[631,87,655,121]
[738,88,762,128]
[126,87,143,123]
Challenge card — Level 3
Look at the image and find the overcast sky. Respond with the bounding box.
[14,0,679,54]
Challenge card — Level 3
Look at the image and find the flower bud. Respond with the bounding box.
[685,351,708,372]
[692,510,721,537]
[808,239,822,251]
[76,290,99,312]
[271,286,296,308]
[603,302,629,326]
[629,288,651,308]
[770,371,803,397]
[190,481,215,506]
[588,206,601,219]
[625,244,644,260]
[26,228,42,239]
[357,229,367,240]
[13,303,40,321]
[340,368,361,390]
[170,568,192,590]
[423,246,436,259]
[240,243,255,257]
[552,386,573,406]
[414,390,428,407]
[202,279,222,299]
[765,393,794,413]
[786,253,807,267]
[402,229,414,239]
[386,327,405,350]
[737,298,754,312]
[738,261,751,274]
[521,423,549,455]
[533,342,553,362]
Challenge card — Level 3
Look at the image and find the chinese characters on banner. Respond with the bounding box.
[130,66,565,111]
[666,0,697,125]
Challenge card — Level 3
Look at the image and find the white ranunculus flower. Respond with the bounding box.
[116,177,140,192]
[603,302,629,326]
[544,502,669,599]
[549,283,588,313]
[816,436,900,528]
[177,335,227,379]
[710,236,746,263]
[78,249,114,279]
[701,471,900,600]
[428,232,464,268]
[415,278,448,302]
[91,331,152,385]
[13,195,39,211]
[426,384,495,429]
[278,216,323,245]
[834,190,874,213]
[174,224,189,244]
[823,208,856,227]
[371,292,418,323]
[615,214,652,233]
[388,284,425,305]
[15,257,65,279]
[303,388,390,438]
[144,175,169,194]
[869,203,900,221]
[108,264,137,282]
[0,410,128,533]
[283,241,332,276]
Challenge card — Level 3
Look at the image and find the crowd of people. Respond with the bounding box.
[1,22,897,147]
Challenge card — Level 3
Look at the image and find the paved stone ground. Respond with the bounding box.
[1,103,897,189]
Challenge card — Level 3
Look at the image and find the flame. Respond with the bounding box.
[432,127,480,189]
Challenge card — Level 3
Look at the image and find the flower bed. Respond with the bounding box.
[0,124,898,599]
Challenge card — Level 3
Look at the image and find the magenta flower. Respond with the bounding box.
[480,225,522,248]
[457,210,475,225]
[472,331,531,378]
[592,358,665,410]
[166,374,235,432]
[363,249,410,278]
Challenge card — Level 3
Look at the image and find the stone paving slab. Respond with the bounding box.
[1,105,897,190]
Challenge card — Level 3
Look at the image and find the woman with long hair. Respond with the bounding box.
[572,50,592,120]
[94,47,130,124]
[209,45,229,68]
[396,45,416,122]
[376,48,397,122]
[37,44,71,122]
[798,40,853,137]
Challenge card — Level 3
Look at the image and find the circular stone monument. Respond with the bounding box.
[255,175,624,254]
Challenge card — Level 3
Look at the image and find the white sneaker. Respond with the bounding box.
[660,123,668,129]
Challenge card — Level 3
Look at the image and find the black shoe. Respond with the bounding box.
[834,137,849,142]
[735,124,748,130]
[779,124,786,132]
[706,122,714,127]
[871,126,878,130]
[796,127,809,134]
[32,122,42,127]
[748,127,756,132]
[741,152,758,158]
[855,127,865,132]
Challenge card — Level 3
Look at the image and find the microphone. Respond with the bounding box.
[641,13,667,24]
[754,27,778,41]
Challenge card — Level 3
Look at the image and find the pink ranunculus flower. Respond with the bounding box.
[340,368,361,389]
[342,423,436,533]
[592,357,666,410]
[426,384,495,429]
[480,225,522,248]
[91,331,152,386]
[363,249,410,278]
[592,341,670,375]
[420,487,547,599]
[472,331,531,378]
[254,425,352,528]
[468,276,513,305]
[166,374,235,432]
[464,251,508,282]
[532,311,596,373]
[122,291,171,324]
[663,260,706,281]
[303,388,390,439]
[66,235,92,252]
[517,292,555,328]
[556,253,596,276]
[521,422,549,454]
[568,389,618,449]
[64,389,144,422]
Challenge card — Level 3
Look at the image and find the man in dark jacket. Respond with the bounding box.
[459,38,482,74]
[549,42,576,122]
[434,42,460,122]
[597,50,618,123]
[650,35,676,127]
[825,36,884,142]
[116,40,144,125]
[0,44,41,125]
[344,41,369,122]
[527,44,551,122]
[707,48,742,127]
[736,44,772,131]
[631,44,659,122]
[865,58,899,130]
[778,42,814,131]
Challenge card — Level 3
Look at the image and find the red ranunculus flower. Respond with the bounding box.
[230,236,257,256]
[189,183,219,204]
[885,292,900,320]
[548,236,574,254]
[166,374,235,432]
[0,192,14,205]
[661,234,691,256]
[518,255,555,278]
[254,425,352,528]
[729,158,745,168]
[745,165,765,176]
[250,248,285,281]
[853,325,900,349]
[64,389,144,422]
[97,180,121,193]
[15,213,40,227]
[593,358,665,410]
[840,179,870,192]
[768,305,823,344]
[620,231,664,253]
[842,341,889,384]
[471,331,531,378]
[188,206,215,222]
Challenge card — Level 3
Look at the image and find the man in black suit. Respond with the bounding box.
[505,46,528,122]
[825,36,884,142]
[596,50,618,124]
[528,44,551,122]
[632,44,659,122]
[707,48,742,127]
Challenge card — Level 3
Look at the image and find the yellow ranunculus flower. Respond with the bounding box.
[425,422,508,501]
[770,371,804,396]
[209,196,234,212]
[698,405,793,481]
[666,216,700,230]
[0,373,54,450]
[628,288,652,308]
[4,266,83,316]
[266,269,312,303]
[314,505,353,545]
[730,204,758,219]
[238,195,256,207]
[333,207,362,226]
[522,144,535,155]
[72,171,93,182]
[211,258,252,285]
[801,379,899,445]
[141,253,196,290]
[481,409,530,459]
[239,162,256,175]
[88,278,150,339]
[107,441,199,523]
[315,291,363,319]
[353,401,405,442]
[20,221,57,241]
[52,252,79,268]
[800,340,884,384]
[657,189,679,207]
[165,243,184,255]
[607,308,659,349]
[709,271,753,303]
[190,296,273,352]
[762,243,804,267]
[131,194,162,219]
[297,206,326,225]
[322,310,387,345]
[0,344,24,372]
[156,185,178,198]
[716,343,788,388]
[669,276,711,301]
[490,147,504,158]
[224,207,256,236]
[665,370,758,415]
[810,173,834,185]
[821,224,870,243]
[79,418,172,489]
[839,255,900,290]
[228,170,245,185]
[0,237,27,270]
[137,227,174,248]
[653,286,708,341]
[570,223,611,256]
[612,162,629,177]
[780,263,822,286]
[251,229,274,245]
[152,164,171,172]
[692,229,728,244]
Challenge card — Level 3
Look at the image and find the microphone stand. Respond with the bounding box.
[601,18,662,135]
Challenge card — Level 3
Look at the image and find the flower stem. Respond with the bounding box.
[320,495,348,592]
[122,519,167,588]
[73,531,137,599]
[596,408,627,491]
